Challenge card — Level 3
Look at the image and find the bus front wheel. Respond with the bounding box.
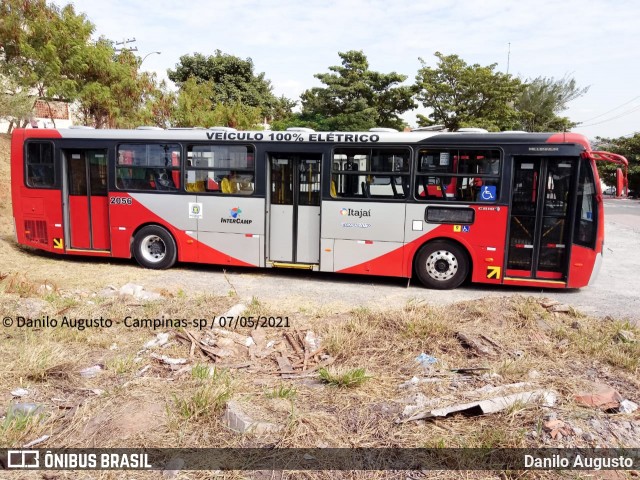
[132,226,177,269]
[415,240,469,289]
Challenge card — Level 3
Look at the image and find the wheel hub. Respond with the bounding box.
[141,235,166,263]
[426,250,458,281]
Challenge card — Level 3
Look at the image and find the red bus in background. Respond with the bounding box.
[11,127,622,289]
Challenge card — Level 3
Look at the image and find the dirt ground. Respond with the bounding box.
[1,135,639,479]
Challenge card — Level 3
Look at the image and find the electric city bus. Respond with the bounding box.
[11,127,623,289]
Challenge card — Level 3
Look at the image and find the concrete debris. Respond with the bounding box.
[11,388,29,397]
[150,353,187,366]
[480,372,504,382]
[548,304,572,313]
[223,400,283,435]
[398,376,444,389]
[143,332,170,349]
[540,299,560,309]
[400,389,557,422]
[109,343,118,351]
[574,384,623,410]
[98,285,118,296]
[460,382,533,398]
[614,330,636,343]
[212,304,248,326]
[79,365,103,378]
[119,283,163,301]
[304,330,321,352]
[17,298,47,318]
[619,399,639,414]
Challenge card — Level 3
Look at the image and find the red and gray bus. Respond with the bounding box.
[11,127,621,289]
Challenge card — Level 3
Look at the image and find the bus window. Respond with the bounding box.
[116,144,181,191]
[186,145,255,194]
[574,161,597,248]
[26,142,55,188]
[415,148,501,202]
[331,148,410,199]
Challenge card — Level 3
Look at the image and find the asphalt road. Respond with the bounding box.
[149,197,640,322]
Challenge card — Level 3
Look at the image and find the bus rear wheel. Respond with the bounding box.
[132,225,177,269]
[415,240,468,289]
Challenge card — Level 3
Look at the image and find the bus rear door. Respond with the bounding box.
[62,149,111,251]
[268,153,321,265]
[506,156,577,283]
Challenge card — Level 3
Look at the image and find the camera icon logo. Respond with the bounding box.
[7,450,40,468]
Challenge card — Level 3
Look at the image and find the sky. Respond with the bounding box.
[53,0,640,140]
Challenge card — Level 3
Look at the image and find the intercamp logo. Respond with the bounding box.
[221,207,252,225]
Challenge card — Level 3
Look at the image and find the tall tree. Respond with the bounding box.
[297,50,414,131]
[74,44,158,128]
[0,1,94,103]
[516,76,588,132]
[414,52,523,131]
[0,0,161,129]
[595,134,640,196]
[168,51,291,124]
[0,74,34,132]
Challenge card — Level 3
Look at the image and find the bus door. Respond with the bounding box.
[507,157,577,281]
[62,149,111,251]
[268,153,321,264]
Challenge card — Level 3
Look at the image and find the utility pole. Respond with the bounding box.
[114,38,138,53]
[506,42,511,75]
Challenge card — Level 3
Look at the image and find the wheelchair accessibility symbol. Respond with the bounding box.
[479,186,496,202]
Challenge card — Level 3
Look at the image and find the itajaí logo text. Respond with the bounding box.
[221,207,252,224]
[340,207,371,218]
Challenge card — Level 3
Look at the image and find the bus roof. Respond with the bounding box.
[18,128,592,150]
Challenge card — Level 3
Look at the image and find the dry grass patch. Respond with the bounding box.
[1,287,639,480]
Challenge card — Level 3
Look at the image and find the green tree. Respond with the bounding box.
[168,51,291,124]
[296,50,414,131]
[0,75,34,132]
[516,76,588,132]
[595,134,640,196]
[414,52,523,131]
[0,1,94,108]
[1,0,162,129]
[75,44,159,128]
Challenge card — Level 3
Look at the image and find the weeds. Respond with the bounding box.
[318,367,370,388]
[174,369,232,420]
[265,384,297,400]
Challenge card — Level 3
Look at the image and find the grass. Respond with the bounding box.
[0,233,639,480]
[318,367,370,388]
[173,382,232,420]
[265,384,297,399]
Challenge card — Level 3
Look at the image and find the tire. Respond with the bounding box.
[132,225,177,269]
[415,240,469,289]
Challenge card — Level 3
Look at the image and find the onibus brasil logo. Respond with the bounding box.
[221,207,252,224]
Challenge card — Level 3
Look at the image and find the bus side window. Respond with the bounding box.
[26,142,55,188]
